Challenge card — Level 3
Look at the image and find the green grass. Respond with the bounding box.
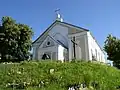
[0,60,119,90]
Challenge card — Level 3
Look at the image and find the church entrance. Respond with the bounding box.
[42,53,51,60]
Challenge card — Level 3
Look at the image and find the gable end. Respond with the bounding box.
[32,20,90,45]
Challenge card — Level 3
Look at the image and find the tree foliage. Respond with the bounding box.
[104,34,120,68]
[0,16,33,61]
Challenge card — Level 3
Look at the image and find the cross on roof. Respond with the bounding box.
[54,9,63,22]
[55,9,60,14]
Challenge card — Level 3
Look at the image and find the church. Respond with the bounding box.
[32,12,106,63]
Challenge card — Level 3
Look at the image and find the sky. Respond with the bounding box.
[0,0,120,48]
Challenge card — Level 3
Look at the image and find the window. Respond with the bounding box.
[91,49,95,61]
[101,55,102,61]
[98,52,100,61]
[95,49,97,60]
[46,41,50,46]
[91,49,93,57]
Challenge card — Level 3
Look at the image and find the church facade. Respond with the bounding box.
[32,15,106,63]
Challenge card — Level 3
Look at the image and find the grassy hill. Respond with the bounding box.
[0,60,120,90]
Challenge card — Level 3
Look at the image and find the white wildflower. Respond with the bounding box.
[17,71,21,74]
[50,69,54,74]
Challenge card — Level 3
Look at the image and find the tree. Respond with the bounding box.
[0,24,6,60]
[104,34,120,68]
[0,16,33,61]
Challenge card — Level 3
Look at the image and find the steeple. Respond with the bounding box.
[55,9,63,22]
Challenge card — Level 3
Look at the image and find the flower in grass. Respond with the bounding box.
[17,71,21,74]
[7,72,11,75]
[6,83,11,87]
[23,82,27,86]
[38,81,45,87]
[50,69,54,74]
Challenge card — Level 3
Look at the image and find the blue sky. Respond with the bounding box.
[0,0,120,48]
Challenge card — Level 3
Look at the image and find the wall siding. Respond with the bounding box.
[87,32,106,62]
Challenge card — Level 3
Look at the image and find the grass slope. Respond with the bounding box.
[0,61,120,90]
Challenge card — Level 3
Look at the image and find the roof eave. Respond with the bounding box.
[32,20,58,44]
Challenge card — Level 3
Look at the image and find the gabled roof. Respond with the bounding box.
[32,20,89,44]
[36,34,68,49]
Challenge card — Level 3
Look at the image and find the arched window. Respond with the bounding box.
[91,49,96,61]
[42,54,51,60]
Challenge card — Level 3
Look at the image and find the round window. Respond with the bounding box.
[47,41,50,46]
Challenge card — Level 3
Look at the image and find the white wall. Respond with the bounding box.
[75,35,86,60]
[49,24,69,47]
[58,45,64,62]
[87,32,106,62]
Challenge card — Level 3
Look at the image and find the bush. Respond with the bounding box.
[0,60,119,90]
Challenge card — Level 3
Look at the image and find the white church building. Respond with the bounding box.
[32,12,106,63]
